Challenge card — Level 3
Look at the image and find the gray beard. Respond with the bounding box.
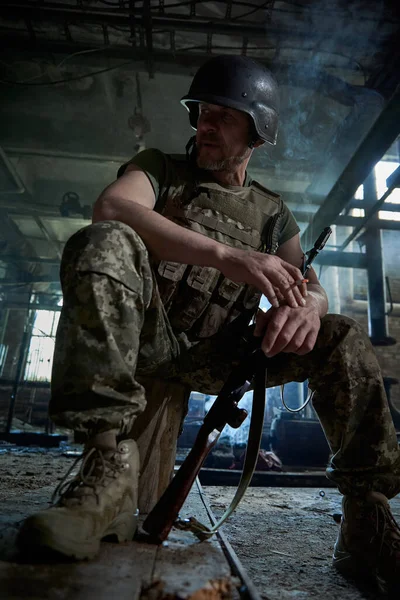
[197,147,251,172]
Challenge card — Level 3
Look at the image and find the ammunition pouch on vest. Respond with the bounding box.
[153,156,284,340]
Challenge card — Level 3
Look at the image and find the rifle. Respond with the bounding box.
[142,341,267,543]
[142,226,332,543]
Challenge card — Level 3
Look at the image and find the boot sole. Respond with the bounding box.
[18,510,139,561]
[333,548,390,595]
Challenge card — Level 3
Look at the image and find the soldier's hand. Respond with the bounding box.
[217,247,305,309]
[254,303,321,357]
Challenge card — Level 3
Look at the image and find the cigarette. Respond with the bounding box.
[295,278,309,285]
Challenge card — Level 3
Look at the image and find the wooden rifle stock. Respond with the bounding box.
[142,345,259,543]
[142,426,222,542]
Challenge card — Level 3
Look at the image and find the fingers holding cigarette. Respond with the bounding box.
[295,278,308,298]
[295,278,309,286]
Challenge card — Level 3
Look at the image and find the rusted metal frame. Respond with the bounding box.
[1,35,381,102]
[348,198,400,212]
[362,171,394,345]
[301,84,400,249]
[225,0,233,20]
[335,216,400,231]
[2,3,387,45]
[338,176,400,251]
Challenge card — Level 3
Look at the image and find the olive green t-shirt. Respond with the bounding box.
[118,148,300,246]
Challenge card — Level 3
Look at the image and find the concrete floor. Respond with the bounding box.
[1,447,400,599]
[205,486,400,600]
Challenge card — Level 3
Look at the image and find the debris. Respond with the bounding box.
[332,513,342,524]
[230,449,283,471]
[319,490,325,497]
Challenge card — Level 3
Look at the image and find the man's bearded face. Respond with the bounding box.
[195,103,252,172]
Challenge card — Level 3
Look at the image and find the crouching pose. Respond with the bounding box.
[18,55,400,594]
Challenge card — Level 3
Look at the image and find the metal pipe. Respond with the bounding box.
[301,85,400,248]
[363,172,395,345]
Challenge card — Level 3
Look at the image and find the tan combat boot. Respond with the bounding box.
[17,439,140,560]
[333,491,400,593]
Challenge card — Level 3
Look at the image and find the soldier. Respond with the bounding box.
[18,56,400,593]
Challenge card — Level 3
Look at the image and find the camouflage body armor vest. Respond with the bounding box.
[153,155,284,340]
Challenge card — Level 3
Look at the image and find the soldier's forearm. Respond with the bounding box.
[93,196,226,269]
[306,283,329,318]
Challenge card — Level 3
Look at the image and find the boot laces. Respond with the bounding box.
[51,447,126,506]
[371,501,400,559]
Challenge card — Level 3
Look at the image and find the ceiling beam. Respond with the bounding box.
[335,216,400,230]
[313,251,367,269]
[301,84,400,248]
[0,3,391,47]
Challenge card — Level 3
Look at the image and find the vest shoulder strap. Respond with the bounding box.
[250,179,282,205]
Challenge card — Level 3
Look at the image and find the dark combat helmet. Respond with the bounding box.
[180,55,279,146]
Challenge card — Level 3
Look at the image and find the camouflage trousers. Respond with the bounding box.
[50,221,400,498]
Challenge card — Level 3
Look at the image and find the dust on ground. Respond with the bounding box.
[203,486,399,600]
[0,445,73,502]
[1,448,398,600]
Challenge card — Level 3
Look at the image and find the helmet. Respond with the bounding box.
[180,55,279,146]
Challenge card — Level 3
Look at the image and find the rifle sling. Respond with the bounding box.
[176,358,267,541]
